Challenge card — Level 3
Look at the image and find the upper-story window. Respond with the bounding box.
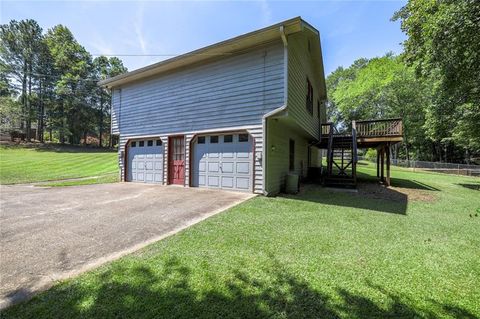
[306,78,313,115]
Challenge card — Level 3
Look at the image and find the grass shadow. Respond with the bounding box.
[2,256,476,318]
[356,171,440,191]
[0,143,117,153]
[289,183,408,215]
[457,183,480,191]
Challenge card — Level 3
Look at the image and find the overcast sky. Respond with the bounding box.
[1,0,407,75]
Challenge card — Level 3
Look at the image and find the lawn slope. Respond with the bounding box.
[0,145,117,184]
[2,164,480,318]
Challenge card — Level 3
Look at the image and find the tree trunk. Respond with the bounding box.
[21,63,27,131]
[36,79,44,142]
[59,99,65,144]
[26,63,32,141]
[99,92,104,148]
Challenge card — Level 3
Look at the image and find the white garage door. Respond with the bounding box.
[127,139,164,183]
[192,133,253,191]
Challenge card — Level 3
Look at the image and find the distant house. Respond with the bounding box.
[99,17,327,195]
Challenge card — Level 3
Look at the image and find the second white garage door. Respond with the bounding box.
[192,133,253,191]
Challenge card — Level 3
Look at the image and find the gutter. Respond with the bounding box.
[262,25,289,196]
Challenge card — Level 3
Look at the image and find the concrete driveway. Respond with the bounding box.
[0,183,254,308]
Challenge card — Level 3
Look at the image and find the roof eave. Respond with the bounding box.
[99,17,304,88]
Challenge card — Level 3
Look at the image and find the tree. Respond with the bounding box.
[328,54,431,160]
[393,0,480,158]
[326,58,368,126]
[44,25,94,144]
[0,74,21,133]
[0,19,43,140]
[93,56,127,147]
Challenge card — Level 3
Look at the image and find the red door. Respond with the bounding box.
[168,136,185,185]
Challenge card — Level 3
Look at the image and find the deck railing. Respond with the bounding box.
[355,118,403,137]
[321,119,403,138]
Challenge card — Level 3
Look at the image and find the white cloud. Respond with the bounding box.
[258,0,273,26]
[89,34,114,56]
[134,2,148,55]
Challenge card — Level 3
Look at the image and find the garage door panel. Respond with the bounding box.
[236,151,249,158]
[236,162,250,174]
[208,176,219,187]
[146,162,153,170]
[208,162,219,172]
[192,133,252,192]
[236,177,250,189]
[222,162,234,173]
[221,176,234,188]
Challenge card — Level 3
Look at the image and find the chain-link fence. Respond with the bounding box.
[359,157,480,177]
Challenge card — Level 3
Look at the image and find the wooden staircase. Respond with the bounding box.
[317,118,403,187]
[323,123,358,188]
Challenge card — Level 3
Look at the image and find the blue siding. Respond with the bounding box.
[112,41,285,136]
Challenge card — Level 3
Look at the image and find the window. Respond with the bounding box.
[306,78,313,115]
[147,140,153,146]
[239,134,249,142]
[289,139,295,171]
[139,141,144,147]
[224,135,233,143]
[198,136,205,144]
[156,140,162,146]
[308,39,311,52]
[317,100,321,119]
[210,135,218,143]
[131,141,136,147]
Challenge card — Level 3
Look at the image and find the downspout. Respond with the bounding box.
[262,25,289,196]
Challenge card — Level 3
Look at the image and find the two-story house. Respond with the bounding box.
[99,17,327,195]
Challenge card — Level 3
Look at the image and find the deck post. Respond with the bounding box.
[376,149,380,178]
[380,146,385,183]
[386,143,391,186]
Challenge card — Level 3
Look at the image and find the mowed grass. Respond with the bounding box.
[0,145,118,184]
[3,163,480,318]
[36,174,119,187]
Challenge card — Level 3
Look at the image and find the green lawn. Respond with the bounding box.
[2,163,480,318]
[0,145,118,184]
[36,174,119,187]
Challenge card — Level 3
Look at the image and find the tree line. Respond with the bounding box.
[327,0,479,163]
[0,19,127,147]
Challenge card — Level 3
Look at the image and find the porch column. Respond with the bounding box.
[386,143,391,186]
[380,146,385,183]
[377,149,380,178]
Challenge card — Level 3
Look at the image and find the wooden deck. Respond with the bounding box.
[316,118,403,187]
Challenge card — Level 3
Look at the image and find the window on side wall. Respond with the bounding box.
[289,139,295,171]
[306,78,313,115]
